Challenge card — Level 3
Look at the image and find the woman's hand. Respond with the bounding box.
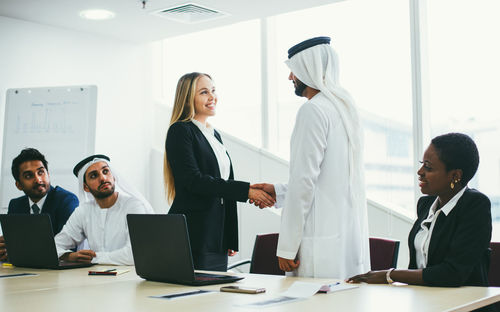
[248,188,275,208]
[346,270,389,284]
[249,183,276,208]
[228,249,237,256]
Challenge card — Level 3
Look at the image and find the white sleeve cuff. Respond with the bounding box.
[274,183,288,208]
[276,249,297,260]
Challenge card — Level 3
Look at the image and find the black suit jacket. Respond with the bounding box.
[8,185,78,235]
[165,121,249,254]
[408,188,492,287]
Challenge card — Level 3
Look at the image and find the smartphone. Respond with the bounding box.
[220,286,266,294]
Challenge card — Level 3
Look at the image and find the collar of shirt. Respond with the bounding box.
[29,193,48,211]
[191,119,215,136]
[430,186,468,217]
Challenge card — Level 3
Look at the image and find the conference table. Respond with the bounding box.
[1,265,500,312]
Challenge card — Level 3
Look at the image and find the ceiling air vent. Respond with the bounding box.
[151,3,228,24]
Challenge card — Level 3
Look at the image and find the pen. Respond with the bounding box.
[0,273,36,279]
[88,269,118,275]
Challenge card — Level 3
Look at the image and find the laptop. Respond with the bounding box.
[0,214,93,269]
[127,214,244,286]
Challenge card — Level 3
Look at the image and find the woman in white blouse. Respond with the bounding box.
[163,72,274,271]
[347,133,492,290]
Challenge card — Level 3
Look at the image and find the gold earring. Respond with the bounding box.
[450,181,455,189]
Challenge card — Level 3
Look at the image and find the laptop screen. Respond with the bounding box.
[0,214,60,268]
[127,214,196,283]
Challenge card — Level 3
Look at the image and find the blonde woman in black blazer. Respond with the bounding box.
[348,133,492,291]
[164,72,275,271]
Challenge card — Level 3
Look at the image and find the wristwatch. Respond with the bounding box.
[386,268,395,284]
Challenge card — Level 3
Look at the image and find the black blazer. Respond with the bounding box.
[165,121,249,254]
[408,188,492,287]
[8,185,78,235]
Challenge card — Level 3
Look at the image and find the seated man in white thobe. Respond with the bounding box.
[55,154,154,265]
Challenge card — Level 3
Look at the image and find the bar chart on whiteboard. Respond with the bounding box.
[0,85,97,209]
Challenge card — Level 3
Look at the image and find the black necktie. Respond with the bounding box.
[32,203,40,214]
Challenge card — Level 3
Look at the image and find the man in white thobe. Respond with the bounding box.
[252,37,370,278]
[55,154,154,265]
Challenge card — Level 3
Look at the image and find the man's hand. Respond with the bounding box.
[61,249,96,263]
[278,256,300,272]
[228,249,237,257]
[0,236,7,261]
[249,183,276,208]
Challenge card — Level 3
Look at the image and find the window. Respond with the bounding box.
[269,0,414,211]
[426,0,500,238]
[163,20,262,147]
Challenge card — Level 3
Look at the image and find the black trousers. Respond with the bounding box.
[192,251,228,272]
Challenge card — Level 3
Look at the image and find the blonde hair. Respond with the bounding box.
[163,72,211,204]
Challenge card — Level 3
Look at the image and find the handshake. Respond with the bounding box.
[247,183,276,209]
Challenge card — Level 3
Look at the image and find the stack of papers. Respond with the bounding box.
[239,281,358,308]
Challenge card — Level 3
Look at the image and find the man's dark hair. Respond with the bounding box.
[431,133,479,185]
[11,148,49,182]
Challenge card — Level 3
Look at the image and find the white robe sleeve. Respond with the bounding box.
[92,242,133,265]
[55,206,87,258]
[276,102,328,260]
[92,199,151,265]
[274,183,288,208]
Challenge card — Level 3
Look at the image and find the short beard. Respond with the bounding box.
[293,78,307,97]
[88,183,115,199]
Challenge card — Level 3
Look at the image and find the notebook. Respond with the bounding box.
[127,214,244,286]
[0,214,93,270]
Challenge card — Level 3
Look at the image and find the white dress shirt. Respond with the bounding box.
[414,187,467,268]
[29,195,47,214]
[191,119,231,180]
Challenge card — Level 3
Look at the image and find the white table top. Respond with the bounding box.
[1,265,499,312]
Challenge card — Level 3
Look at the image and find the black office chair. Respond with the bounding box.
[488,242,500,312]
[228,233,285,275]
[369,237,400,270]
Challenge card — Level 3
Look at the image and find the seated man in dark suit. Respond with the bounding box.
[0,148,78,261]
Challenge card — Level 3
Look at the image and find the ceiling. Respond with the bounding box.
[0,0,342,43]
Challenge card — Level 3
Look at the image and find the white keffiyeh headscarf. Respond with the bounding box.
[75,156,153,213]
[285,41,367,247]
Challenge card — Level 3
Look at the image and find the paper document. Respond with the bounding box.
[318,282,358,293]
[239,296,303,308]
[281,281,324,298]
[238,281,338,308]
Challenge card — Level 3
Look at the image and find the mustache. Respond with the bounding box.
[33,183,46,189]
[98,182,112,189]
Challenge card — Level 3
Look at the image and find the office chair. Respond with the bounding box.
[369,237,400,270]
[488,242,500,287]
[227,233,285,275]
[486,242,500,312]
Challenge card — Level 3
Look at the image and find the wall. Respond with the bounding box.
[0,16,155,208]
